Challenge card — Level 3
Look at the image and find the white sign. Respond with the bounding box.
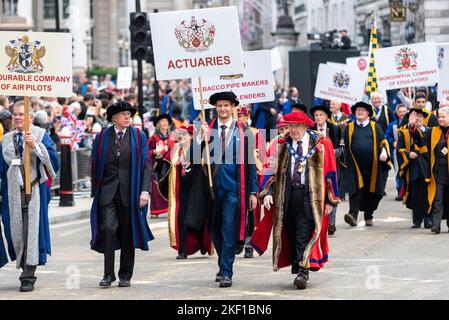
[191,50,275,110]
[374,42,439,91]
[437,44,449,101]
[326,62,347,68]
[346,56,369,73]
[116,67,133,90]
[0,31,72,97]
[149,6,244,80]
[270,47,282,71]
[314,63,366,105]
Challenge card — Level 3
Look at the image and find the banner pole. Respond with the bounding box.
[198,77,214,200]
[24,96,31,204]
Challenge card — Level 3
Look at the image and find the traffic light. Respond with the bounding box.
[129,12,151,60]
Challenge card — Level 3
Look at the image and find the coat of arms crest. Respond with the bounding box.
[395,47,417,71]
[174,16,215,52]
[333,70,350,89]
[5,35,46,74]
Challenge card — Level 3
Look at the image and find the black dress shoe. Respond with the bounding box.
[244,247,254,258]
[20,280,35,292]
[411,224,421,229]
[328,224,336,235]
[99,274,116,287]
[200,248,207,255]
[118,279,131,287]
[219,276,232,288]
[176,253,187,260]
[215,273,222,282]
[431,227,441,234]
[293,267,309,290]
[395,196,403,201]
[235,244,244,255]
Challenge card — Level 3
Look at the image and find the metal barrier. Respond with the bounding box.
[52,147,92,191]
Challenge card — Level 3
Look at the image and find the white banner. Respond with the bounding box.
[191,50,274,110]
[149,6,244,80]
[346,56,369,73]
[270,47,282,71]
[437,44,449,101]
[0,31,72,97]
[116,67,133,90]
[314,63,366,105]
[374,42,439,91]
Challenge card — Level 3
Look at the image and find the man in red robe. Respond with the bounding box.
[250,112,340,290]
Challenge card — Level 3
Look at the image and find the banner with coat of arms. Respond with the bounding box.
[0,31,72,97]
[374,42,439,92]
[314,63,366,105]
[149,6,244,80]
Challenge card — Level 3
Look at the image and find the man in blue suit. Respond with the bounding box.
[197,91,258,288]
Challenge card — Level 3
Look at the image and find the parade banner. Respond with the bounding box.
[0,31,72,97]
[116,67,133,90]
[149,6,244,80]
[191,50,274,110]
[374,42,438,91]
[314,63,366,105]
[346,56,369,73]
[437,44,449,101]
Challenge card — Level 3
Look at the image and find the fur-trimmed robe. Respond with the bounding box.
[250,131,340,271]
[0,126,59,268]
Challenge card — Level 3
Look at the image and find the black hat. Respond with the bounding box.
[209,91,239,106]
[309,104,332,118]
[291,103,308,113]
[351,101,373,118]
[106,101,137,122]
[153,113,173,127]
[408,108,429,118]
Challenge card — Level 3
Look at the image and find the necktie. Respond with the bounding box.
[291,141,303,186]
[220,125,227,162]
[320,127,325,135]
[17,132,23,158]
[116,131,124,156]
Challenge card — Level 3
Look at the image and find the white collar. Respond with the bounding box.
[318,122,327,131]
[114,126,127,135]
[217,118,233,129]
[356,119,370,127]
[292,131,309,146]
[334,112,342,119]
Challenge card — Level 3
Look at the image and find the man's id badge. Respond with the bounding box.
[11,159,22,166]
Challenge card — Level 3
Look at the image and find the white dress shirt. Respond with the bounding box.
[114,126,127,137]
[217,118,234,146]
[290,132,310,186]
[317,123,328,136]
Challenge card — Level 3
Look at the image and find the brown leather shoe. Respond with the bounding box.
[365,219,373,227]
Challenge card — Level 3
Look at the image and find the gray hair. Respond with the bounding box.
[33,110,48,126]
[439,100,449,108]
[12,100,35,117]
[439,107,449,116]
[370,92,383,100]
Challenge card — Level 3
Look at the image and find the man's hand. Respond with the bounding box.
[139,192,150,208]
[270,108,277,116]
[249,195,258,211]
[325,204,333,216]
[263,195,273,210]
[200,121,209,140]
[24,132,36,150]
[410,152,418,159]
[393,141,397,148]
[379,153,388,162]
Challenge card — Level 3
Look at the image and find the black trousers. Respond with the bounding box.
[99,190,135,280]
[285,187,315,266]
[349,168,382,220]
[19,191,37,282]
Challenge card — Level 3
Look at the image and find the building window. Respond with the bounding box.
[2,0,18,15]
[44,0,70,19]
